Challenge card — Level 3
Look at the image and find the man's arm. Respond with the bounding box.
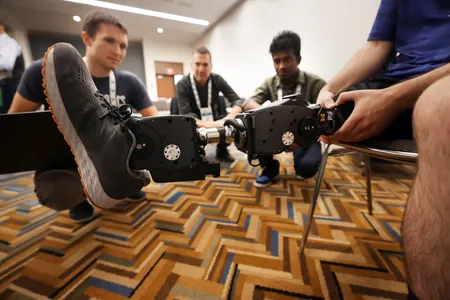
[128,73,158,117]
[318,0,398,107]
[242,80,271,111]
[319,40,394,99]
[139,106,158,117]
[8,92,41,113]
[8,59,46,113]
[243,99,262,111]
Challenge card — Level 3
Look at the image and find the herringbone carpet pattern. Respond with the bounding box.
[0,146,416,299]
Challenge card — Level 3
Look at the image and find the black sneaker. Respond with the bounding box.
[125,190,147,202]
[69,199,100,223]
[34,169,86,211]
[42,43,150,209]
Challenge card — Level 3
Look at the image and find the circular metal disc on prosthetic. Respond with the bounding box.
[164,144,181,161]
[282,131,295,146]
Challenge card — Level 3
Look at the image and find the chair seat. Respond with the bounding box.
[338,139,418,164]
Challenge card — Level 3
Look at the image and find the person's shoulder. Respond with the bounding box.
[266,74,278,82]
[29,58,45,70]
[23,58,45,77]
[115,68,140,81]
[115,69,150,90]
[17,58,46,103]
[213,72,234,84]
[261,74,277,86]
[211,72,223,80]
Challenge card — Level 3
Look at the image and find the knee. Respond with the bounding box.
[34,169,85,211]
[413,76,450,143]
[294,156,321,178]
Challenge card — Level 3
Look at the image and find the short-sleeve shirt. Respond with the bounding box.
[18,58,153,111]
[369,0,450,80]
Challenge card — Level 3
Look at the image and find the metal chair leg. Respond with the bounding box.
[364,155,373,215]
[299,143,331,254]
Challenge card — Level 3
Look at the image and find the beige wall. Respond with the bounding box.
[196,0,382,98]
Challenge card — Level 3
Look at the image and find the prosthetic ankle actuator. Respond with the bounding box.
[129,94,353,182]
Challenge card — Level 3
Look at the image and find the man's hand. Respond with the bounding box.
[316,89,336,108]
[325,89,401,143]
[224,112,236,120]
[316,88,337,144]
[208,110,240,128]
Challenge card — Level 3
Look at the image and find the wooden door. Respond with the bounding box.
[155,61,184,99]
[156,75,175,98]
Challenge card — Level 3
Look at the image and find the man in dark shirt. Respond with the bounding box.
[174,46,244,162]
[316,1,450,298]
[8,11,157,223]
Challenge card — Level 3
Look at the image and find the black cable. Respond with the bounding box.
[224,119,246,131]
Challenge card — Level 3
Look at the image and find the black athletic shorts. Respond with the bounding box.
[338,78,413,141]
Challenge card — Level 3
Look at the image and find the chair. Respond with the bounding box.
[170,97,180,115]
[299,139,418,254]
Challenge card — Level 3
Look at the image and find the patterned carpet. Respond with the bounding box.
[0,145,416,299]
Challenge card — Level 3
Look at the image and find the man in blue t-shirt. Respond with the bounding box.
[317,1,450,298]
[8,11,158,223]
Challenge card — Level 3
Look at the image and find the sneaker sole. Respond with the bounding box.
[253,175,280,188]
[125,195,147,202]
[42,44,120,209]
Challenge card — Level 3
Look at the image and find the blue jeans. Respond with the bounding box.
[258,141,322,179]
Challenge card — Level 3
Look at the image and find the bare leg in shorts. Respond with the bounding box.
[333,75,450,298]
[402,75,450,299]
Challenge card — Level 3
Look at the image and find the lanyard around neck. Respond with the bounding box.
[190,73,212,109]
[82,57,117,107]
[277,83,302,101]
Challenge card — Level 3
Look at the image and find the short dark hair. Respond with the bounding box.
[82,11,128,38]
[269,30,301,57]
[195,46,212,62]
